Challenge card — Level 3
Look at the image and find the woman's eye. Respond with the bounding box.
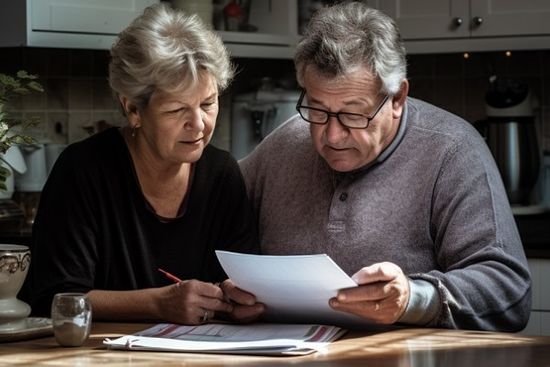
[167,107,184,114]
[201,102,216,110]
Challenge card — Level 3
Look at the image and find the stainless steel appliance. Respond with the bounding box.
[477,76,544,214]
[231,80,300,160]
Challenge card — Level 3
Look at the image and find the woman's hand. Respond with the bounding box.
[156,279,233,325]
[219,279,265,323]
[329,262,410,324]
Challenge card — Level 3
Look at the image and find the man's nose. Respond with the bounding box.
[325,114,348,142]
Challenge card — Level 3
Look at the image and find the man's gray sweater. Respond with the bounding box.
[239,97,531,331]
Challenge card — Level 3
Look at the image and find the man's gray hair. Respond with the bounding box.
[109,3,234,108]
[295,2,407,95]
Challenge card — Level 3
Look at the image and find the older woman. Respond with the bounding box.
[25,3,263,325]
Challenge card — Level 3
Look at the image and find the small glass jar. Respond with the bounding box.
[51,293,92,347]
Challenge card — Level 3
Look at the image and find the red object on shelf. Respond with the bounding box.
[223,0,243,31]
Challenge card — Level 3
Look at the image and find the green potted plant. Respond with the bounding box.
[0,70,44,192]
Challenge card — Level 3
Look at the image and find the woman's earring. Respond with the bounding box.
[131,125,138,138]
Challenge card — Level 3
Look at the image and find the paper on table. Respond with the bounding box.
[216,251,372,327]
[103,322,345,356]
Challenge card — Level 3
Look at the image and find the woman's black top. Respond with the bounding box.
[24,128,258,316]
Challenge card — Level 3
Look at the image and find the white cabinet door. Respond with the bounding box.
[542,312,550,336]
[523,259,550,336]
[32,0,157,35]
[527,258,550,311]
[522,310,541,336]
[528,258,541,311]
[378,0,469,39]
[380,0,550,40]
[471,0,550,37]
[539,259,550,311]
[0,0,158,49]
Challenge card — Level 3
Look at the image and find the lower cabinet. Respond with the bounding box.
[542,313,550,335]
[521,258,550,336]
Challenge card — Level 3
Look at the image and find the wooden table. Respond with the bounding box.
[2,322,550,366]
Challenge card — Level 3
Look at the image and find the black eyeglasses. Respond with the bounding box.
[295,89,389,129]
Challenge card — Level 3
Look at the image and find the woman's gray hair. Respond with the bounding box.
[295,2,407,95]
[109,3,234,108]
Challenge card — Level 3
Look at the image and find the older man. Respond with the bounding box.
[238,2,530,331]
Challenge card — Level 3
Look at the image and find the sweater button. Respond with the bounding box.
[339,193,348,201]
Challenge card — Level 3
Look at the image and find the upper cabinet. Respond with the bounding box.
[0,0,297,58]
[378,0,470,39]
[0,0,158,50]
[3,0,550,56]
[218,0,298,59]
[469,0,550,38]
[378,0,550,53]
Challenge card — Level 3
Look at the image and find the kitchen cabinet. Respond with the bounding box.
[220,0,381,59]
[218,0,298,59]
[378,0,550,53]
[0,0,158,50]
[0,0,296,58]
[522,258,550,336]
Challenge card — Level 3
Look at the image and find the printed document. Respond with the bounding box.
[104,322,345,356]
[215,251,372,327]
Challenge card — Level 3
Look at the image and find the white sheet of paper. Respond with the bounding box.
[216,251,372,326]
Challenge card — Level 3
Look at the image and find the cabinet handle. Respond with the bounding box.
[473,16,483,27]
[453,17,463,27]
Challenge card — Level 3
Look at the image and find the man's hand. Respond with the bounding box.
[219,279,265,323]
[329,262,410,324]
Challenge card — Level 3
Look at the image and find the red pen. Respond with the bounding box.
[158,268,182,283]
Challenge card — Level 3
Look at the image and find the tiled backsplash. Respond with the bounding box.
[1,47,549,152]
[1,48,124,146]
[407,51,550,153]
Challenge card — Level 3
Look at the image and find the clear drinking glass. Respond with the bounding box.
[51,293,92,347]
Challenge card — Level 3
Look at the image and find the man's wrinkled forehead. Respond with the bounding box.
[303,63,376,82]
[303,64,380,89]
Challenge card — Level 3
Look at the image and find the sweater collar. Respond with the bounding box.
[374,99,408,165]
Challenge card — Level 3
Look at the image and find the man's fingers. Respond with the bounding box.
[330,262,409,324]
[337,281,388,302]
[351,262,401,285]
[330,298,381,313]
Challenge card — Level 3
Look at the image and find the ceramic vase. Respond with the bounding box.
[0,244,31,331]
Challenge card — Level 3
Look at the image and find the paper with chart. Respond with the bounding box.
[216,251,372,327]
[103,322,345,356]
